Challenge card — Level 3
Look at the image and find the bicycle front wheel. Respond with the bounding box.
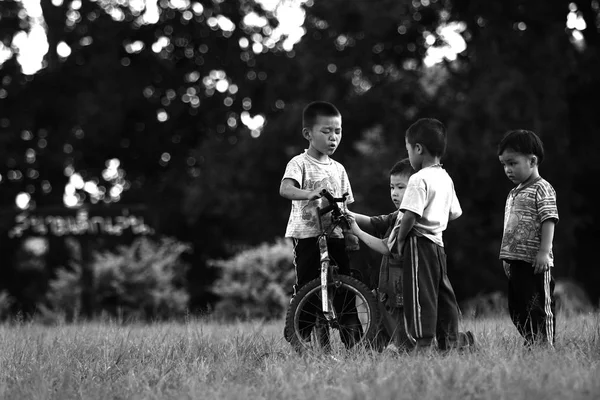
[285,274,379,355]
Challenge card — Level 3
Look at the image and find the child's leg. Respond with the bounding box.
[383,263,414,349]
[391,306,414,350]
[435,245,460,350]
[533,269,556,345]
[329,238,363,347]
[375,261,394,350]
[286,238,321,340]
[507,261,535,343]
[292,238,320,293]
[374,300,394,351]
[507,261,555,346]
[402,236,439,348]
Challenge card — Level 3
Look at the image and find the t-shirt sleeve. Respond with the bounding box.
[282,157,303,187]
[537,183,559,224]
[338,163,354,206]
[449,183,462,221]
[370,212,396,238]
[399,175,426,217]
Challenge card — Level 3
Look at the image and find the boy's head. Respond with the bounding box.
[497,129,545,185]
[302,101,342,157]
[405,118,447,170]
[389,158,415,210]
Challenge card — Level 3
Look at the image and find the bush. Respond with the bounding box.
[0,290,14,321]
[554,279,593,316]
[459,279,594,319]
[40,262,83,322]
[460,291,508,318]
[39,237,190,322]
[210,238,295,321]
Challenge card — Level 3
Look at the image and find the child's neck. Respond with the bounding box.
[420,155,442,169]
[518,168,540,188]
[306,146,329,163]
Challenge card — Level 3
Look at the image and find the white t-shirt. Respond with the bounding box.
[399,165,462,247]
[282,151,354,239]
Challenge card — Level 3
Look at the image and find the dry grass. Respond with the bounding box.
[0,313,599,399]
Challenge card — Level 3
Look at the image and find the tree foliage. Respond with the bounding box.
[1,0,599,312]
[439,0,600,300]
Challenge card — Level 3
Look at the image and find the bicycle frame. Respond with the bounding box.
[317,234,333,320]
[315,189,349,322]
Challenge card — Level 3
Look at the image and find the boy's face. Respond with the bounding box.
[390,173,410,209]
[304,115,342,156]
[498,148,536,185]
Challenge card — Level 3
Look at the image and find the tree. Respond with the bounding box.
[0,0,287,311]
[437,0,600,301]
[1,0,599,313]
[255,0,600,303]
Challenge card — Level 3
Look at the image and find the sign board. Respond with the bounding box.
[4,205,155,239]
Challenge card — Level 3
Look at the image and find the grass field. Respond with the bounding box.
[0,313,599,399]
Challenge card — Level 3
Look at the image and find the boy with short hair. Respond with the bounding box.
[389,118,464,351]
[497,129,558,347]
[280,100,360,346]
[351,158,475,352]
[349,158,415,350]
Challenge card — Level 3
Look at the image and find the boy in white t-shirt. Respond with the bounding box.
[389,118,465,352]
[351,158,474,352]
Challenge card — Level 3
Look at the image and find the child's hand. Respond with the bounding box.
[307,187,325,201]
[533,251,551,274]
[346,214,360,234]
[397,239,405,257]
[502,261,510,278]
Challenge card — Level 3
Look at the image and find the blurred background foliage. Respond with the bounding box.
[0,0,599,318]
[39,236,190,322]
[209,237,295,321]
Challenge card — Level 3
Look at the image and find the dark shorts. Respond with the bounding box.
[292,237,348,292]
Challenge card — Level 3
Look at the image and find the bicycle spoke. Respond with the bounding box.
[296,293,322,333]
[286,275,379,354]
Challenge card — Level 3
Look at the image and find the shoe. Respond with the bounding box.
[466,331,475,347]
[382,343,402,356]
[457,331,476,351]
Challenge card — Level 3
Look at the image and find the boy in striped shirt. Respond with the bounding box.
[498,129,559,347]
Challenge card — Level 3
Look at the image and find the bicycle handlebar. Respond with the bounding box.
[320,189,348,204]
[317,189,349,218]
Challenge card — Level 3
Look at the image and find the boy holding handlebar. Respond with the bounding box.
[280,101,360,346]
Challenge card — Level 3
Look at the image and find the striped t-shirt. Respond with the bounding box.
[500,177,559,264]
[282,151,354,239]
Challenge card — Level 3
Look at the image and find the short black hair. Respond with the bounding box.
[405,118,447,158]
[302,101,341,130]
[497,129,545,164]
[389,158,415,177]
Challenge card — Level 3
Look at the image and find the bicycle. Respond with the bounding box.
[284,189,380,354]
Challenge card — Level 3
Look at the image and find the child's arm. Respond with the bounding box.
[395,211,418,256]
[449,192,462,221]
[347,211,373,231]
[279,178,323,201]
[348,215,390,255]
[502,261,511,278]
[534,219,556,274]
